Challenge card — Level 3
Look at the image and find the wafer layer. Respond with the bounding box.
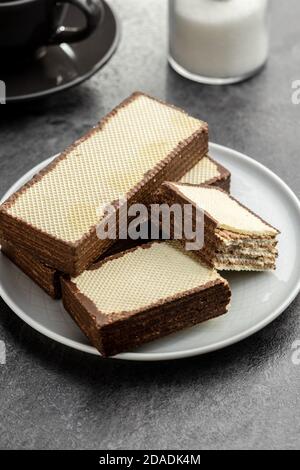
[0,93,208,276]
[0,239,61,299]
[61,242,231,357]
[0,235,151,299]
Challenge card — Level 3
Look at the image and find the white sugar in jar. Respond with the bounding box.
[169,0,270,84]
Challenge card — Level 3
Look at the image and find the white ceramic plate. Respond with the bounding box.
[1,143,300,361]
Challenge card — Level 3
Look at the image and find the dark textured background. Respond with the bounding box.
[0,0,299,450]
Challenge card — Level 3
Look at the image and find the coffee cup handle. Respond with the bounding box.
[49,0,104,44]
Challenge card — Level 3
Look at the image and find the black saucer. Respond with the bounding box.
[2,1,120,103]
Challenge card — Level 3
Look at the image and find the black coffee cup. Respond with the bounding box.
[0,0,104,65]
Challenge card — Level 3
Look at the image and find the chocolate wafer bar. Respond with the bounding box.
[0,93,208,277]
[61,242,231,357]
[161,183,279,271]
[0,239,61,299]
[179,155,231,191]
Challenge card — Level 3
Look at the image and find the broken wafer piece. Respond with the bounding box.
[61,242,231,357]
[0,92,208,277]
[179,154,231,191]
[0,239,61,299]
[161,183,279,271]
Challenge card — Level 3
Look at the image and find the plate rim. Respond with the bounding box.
[5,1,121,103]
[1,142,300,361]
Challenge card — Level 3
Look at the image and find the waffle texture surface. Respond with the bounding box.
[180,156,220,185]
[173,184,278,235]
[6,95,204,243]
[73,242,222,314]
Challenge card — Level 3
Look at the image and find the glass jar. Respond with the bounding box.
[169,0,270,85]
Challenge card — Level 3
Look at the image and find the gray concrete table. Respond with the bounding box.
[0,0,299,450]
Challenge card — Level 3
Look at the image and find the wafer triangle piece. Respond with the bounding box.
[161,183,279,271]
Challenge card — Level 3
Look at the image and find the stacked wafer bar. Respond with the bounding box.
[61,242,231,357]
[0,92,208,277]
[0,155,230,299]
[161,183,279,271]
